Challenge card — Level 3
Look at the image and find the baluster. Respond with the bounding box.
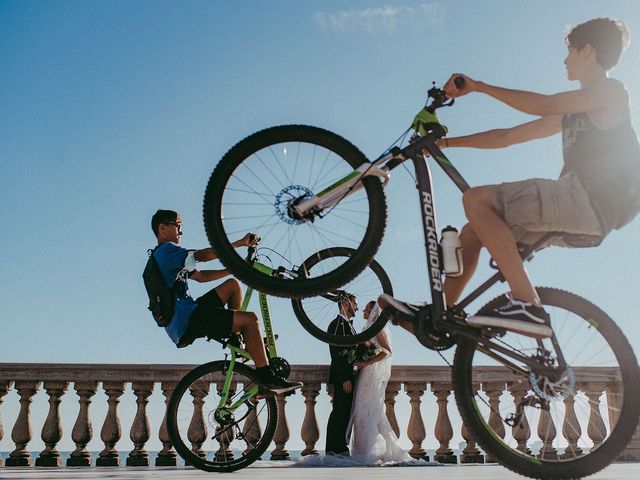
[242,396,262,455]
[560,393,582,459]
[611,381,640,460]
[584,383,607,449]
[156,381,178,466]
[126,382,153,466]
[405,382,428,460]
[270,392,291,460]
[36,381,69,467]
[0,381,13,467]
[188,384,209,459]
[214,381,234,463]
[432,382,456,463]
[6,381,40,467]
[300,383,320,456]
[67,382,98,467]
[385,382,401,439]
[537,404,557,460]
[508,382,532,455]
[605,382,622,429]
[460,383,483,463]
[483,382,506,463]
[96,382,125,467]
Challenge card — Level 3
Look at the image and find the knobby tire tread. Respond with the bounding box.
[167,360,278,472]
[452,287,640,479]
[203,125,387,299]
[291,247,393,346]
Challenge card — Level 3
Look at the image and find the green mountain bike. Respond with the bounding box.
[165,243,393,471]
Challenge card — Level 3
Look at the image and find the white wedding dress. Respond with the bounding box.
[345,303,413,465]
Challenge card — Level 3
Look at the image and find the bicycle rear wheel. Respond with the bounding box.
[167,361,277,472]
[291,247,393,346]
[452,287,640,479]
[203,125,387,299]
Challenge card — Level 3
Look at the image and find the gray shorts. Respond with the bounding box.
[486,172,602,248]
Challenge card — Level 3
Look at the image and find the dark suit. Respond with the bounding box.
[325,314,356,455]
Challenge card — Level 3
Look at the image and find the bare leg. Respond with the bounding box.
[215,279,243,310]
[231,311,268,368]
[443,223,483,307]
[462,187,539,304]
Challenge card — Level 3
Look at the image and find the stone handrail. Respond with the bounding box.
[0,363,638,467]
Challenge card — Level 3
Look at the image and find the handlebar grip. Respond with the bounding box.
[454,76,465,89]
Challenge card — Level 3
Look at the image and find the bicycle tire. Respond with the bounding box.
[452,287,640,479]
[203,125,387,299]
[292,247,393,346]
[167,361,278,472]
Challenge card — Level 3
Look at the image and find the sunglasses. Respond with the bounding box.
[164,222,183,234]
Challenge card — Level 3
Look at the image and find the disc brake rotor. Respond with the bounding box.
[529,366,576,401]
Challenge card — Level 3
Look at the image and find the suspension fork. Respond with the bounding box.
[291,155,393,217]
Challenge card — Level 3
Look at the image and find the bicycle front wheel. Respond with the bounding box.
[167,361,278,472]
[452,287,640,479]
[204,125,387,299]
[292,247,393,346]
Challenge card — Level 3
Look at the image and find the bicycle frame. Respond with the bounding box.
[291,121,566,375]
[241,283,278,359]
[216,259,281,416]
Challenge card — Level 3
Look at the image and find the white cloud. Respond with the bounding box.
[315,3,445,34]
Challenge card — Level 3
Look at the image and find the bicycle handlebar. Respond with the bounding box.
[246,234,259,262]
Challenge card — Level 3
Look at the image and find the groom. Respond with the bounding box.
[325,292,358,456]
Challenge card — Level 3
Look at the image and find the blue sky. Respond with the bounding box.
[1,0,640,453]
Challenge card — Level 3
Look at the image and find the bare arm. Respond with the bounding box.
[193,233,259,262]
[355,330,392,368]
[444,74,623,117]
[443,116,562,150]
[189,269,230,283]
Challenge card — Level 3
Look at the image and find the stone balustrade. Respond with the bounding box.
[0,363,639,467]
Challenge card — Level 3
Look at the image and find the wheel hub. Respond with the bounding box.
[274,185,314,224]
[213,408,234,425]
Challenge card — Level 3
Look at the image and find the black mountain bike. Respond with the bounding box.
[202,78,640,479]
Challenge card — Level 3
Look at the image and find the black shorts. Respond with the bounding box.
[178,289,234,347]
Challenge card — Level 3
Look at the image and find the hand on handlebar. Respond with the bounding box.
[238,232,261,247]
[443,73,477,99]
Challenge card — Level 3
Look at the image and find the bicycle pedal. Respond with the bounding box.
[378,294,426,324]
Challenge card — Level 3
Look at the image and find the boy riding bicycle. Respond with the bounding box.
[149,209,302,394]
[385,18,640,338]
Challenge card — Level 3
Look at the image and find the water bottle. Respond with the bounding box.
[441,226,463,277]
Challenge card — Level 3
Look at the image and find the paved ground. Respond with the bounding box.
[0,463,638,480]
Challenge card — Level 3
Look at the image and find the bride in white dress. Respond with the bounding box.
[346,301,413,465]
